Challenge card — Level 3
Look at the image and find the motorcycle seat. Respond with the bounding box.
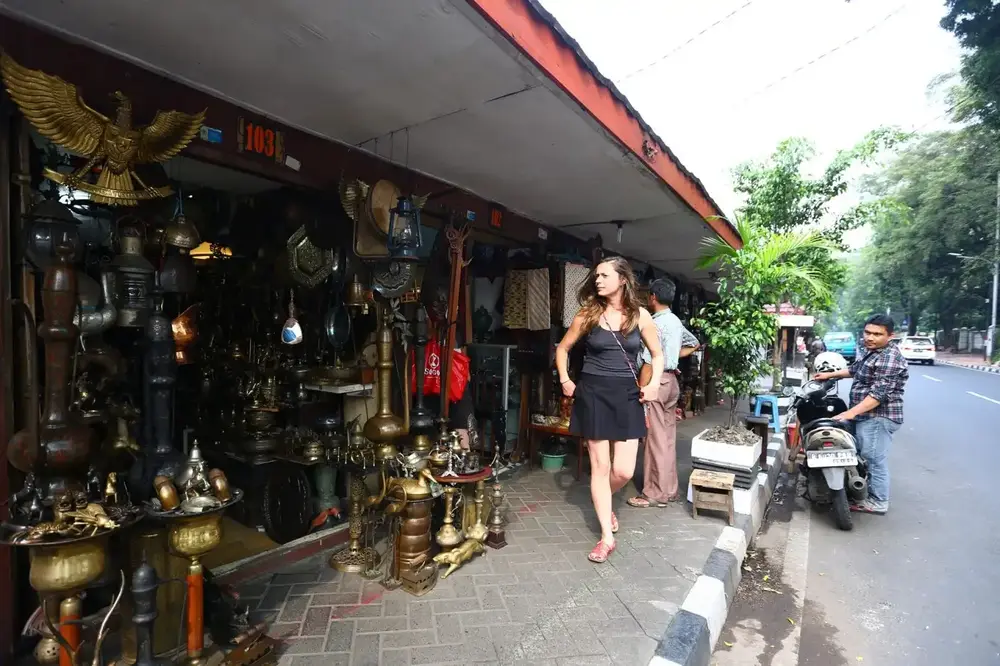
[801,418,852,436]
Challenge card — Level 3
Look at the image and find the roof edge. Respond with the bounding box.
[464,0,741,249]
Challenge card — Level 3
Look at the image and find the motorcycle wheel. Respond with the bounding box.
[832,487,853,531]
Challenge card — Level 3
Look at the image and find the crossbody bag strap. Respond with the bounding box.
[601,314,640,384]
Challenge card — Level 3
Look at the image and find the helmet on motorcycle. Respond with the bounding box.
[814,351,848,374]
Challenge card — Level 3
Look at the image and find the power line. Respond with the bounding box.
[731,3,910,108]
[616,0,758,83]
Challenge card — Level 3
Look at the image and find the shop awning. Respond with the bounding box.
[2,0,740,286]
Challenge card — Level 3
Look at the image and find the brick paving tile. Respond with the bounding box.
[233,408,736,666]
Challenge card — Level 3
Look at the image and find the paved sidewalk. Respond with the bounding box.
[936,352,1000,373]
[238,409,736,666]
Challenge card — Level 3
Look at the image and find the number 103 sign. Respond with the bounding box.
[237,117,286,164]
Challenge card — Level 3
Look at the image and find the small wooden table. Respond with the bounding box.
[690,469,735,525]
[527,423,586,480]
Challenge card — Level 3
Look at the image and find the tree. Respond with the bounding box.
[693,217,836,428]
[941,1,1000,131]
[855,128,997,334]
[731,129,909,315]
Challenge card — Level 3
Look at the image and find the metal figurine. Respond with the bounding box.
[1,53,205,206]
[131,561,169,666]
[433,537,485,579]
[141,277,185,487]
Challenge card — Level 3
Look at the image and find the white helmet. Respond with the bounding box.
[814,351,848,374]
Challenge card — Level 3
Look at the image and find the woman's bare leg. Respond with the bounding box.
[610,439,639,494]
[588,439,614,544]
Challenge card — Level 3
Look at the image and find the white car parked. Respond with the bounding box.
[899,336,936,365]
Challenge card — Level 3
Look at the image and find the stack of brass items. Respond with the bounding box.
[383,452,442,596]
[147,445,243,666]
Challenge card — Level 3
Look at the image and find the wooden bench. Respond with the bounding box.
[690,469,735,525]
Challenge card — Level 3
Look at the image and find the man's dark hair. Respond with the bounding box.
[649,278,676,307]
[864,313,895,334]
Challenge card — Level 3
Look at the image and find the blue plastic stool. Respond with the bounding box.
[753,394,781,433]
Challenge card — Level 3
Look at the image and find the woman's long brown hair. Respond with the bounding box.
[576,256,643,334]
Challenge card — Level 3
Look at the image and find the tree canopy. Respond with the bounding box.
[941,0,1000,131]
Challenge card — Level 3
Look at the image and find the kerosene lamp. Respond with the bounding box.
[387,196,423,261]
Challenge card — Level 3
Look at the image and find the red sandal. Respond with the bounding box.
[610,511,619,534]
[588,539,616,563]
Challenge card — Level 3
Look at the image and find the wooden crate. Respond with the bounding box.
[690,469,735,525]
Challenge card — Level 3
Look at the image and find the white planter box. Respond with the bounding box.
[690,428,762,470]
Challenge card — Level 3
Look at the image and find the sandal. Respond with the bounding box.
[588,539,616,563]
[627,496,668,508]
[610,511,619,534]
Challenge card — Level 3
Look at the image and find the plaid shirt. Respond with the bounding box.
[849,341,908,423]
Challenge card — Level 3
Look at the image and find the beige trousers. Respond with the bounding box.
[642,373,680,503]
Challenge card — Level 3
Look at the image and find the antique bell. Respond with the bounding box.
[344,274,369,314]
[113,228,155,327]
[281,289,304,345]
[162,188,201,250]
[387,196,423,261]
[24,198,82,270]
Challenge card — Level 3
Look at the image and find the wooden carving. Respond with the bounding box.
[1,52,205,206]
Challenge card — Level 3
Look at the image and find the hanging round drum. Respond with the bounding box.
[260,465,314,544]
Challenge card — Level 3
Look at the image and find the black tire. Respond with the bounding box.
[927,360,935,366]
[832,487,853,531]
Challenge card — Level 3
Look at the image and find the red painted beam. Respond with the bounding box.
[464,0,742,250]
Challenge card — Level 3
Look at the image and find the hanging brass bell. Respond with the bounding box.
[163,211,201,250]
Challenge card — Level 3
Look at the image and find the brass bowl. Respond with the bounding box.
[167,512,223,560]
[28,536,108,596]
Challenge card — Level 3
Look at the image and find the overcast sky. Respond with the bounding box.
[536,0,963,240]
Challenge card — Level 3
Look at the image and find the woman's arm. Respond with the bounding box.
[638,308,663,402]
[556,313,586,397]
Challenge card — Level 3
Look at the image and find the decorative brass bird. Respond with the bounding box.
[1,52,206,206]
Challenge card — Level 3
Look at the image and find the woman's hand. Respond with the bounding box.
[561,380,576,397]
[639,383,657,403]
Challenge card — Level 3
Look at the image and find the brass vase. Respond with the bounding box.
[435,486,463,552]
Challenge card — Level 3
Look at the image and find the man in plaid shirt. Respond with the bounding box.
[814,314,908,515]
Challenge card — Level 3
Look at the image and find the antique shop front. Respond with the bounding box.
[0,1,738,663]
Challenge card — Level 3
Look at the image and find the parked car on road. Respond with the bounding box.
[823,331,858,362]
[900,335,936,365]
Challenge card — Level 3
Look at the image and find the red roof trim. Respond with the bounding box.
[464,0,742,250]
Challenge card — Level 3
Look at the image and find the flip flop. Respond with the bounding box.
[610,511,619,533]
[627,496,668,508]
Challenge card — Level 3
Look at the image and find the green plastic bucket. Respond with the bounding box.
[540,453,566,472]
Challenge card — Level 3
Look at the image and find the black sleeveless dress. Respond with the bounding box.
[569,325,647,441]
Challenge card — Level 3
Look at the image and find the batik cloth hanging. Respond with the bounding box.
[503,268,550,330]
[562,262,589,327]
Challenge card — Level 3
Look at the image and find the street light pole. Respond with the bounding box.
[990,172,1000,361]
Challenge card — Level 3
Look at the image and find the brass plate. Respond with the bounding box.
[287,225,336,288]
[367,180,400,237]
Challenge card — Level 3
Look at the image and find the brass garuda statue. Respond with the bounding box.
[1,53,205,206]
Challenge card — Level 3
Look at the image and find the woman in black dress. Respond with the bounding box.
[555,257,663,563]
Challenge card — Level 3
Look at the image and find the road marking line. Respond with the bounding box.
[968,391,1000,405]
[921,375,941,382]
[772,478,811,666]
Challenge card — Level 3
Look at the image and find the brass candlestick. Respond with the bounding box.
[466,479,488,542]
[486,483,507,549]
[329,474,380,574]
[435,486,463,552]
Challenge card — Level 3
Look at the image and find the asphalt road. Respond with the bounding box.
[715,363,1000,666]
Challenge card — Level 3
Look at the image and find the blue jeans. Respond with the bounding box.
[854,417,900,503]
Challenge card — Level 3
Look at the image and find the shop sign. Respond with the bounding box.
[489,205,504,229]
[237,116,285,164]
[764,302,806,316]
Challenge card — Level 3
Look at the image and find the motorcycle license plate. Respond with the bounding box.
[806,449,857,467]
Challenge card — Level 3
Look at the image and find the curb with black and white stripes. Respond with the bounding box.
[938,359,1000,374]
[648,431,787,666]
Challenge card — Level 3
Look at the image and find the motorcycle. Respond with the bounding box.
[789,379,868,530]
